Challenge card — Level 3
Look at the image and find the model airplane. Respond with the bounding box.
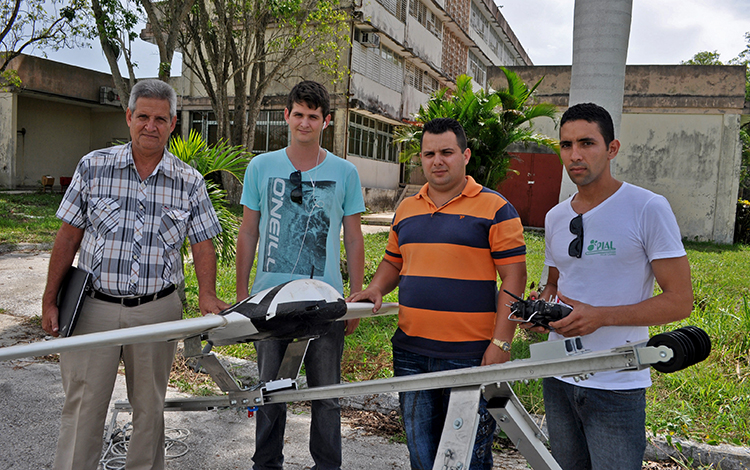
[0,280,711,470]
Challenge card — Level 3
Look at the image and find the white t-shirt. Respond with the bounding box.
[544,182,686,390]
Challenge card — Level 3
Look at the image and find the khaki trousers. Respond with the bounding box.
[53,291,182,470]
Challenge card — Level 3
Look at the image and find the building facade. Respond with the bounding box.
[494,65,747,244]
[0,55,128,190]
[179,0,532,195]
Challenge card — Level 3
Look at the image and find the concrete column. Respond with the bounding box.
[560,0,633,201]
[0,91,17,189]
[541,0,633,289]
[713,113,742,244]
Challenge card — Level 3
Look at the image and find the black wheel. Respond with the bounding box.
[679,326,711,363]
[647,331,689,373]
[647,326,711,373]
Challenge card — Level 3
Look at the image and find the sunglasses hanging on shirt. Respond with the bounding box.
[290,170,303,204]
[568,213,583,258]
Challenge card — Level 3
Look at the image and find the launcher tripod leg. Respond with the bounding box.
[432,383,561,470]
[484,383,561,470]
[432,386,481,470]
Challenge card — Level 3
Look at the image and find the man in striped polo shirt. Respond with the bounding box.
[349,117,527,470]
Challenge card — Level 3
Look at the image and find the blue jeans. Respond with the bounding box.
[393,347,495,470]
[252,324,345,470]
[543,377,646,470]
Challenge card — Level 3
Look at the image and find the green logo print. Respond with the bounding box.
[585,239,616,256]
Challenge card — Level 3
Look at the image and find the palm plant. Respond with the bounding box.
[169,130,252,264]
[395,68,559,190]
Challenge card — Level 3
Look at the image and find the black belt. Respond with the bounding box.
[91,285,176,307]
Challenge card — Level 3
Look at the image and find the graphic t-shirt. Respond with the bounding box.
[241,148,365,295]
[544,182,686,390]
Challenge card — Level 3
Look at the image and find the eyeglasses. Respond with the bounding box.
[290,170,303,204]
[568,213,583,258]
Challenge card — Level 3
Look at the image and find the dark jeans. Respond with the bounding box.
[392,347,495,470]
[543,377,647,470]
[252,324,345,470]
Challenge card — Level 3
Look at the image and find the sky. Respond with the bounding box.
[32,0,750,75]
[498,0,750,66]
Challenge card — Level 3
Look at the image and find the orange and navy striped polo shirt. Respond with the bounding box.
[385,176,526,359]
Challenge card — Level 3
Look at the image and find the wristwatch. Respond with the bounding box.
[491,338,511,352]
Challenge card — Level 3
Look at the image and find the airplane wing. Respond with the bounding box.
[0,279,399,361]
[0,314,229,362]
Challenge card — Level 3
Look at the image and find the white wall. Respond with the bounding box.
[16,96,128,187]
[524,111,742,244]
[349,155,400,190]
[404,17,442,69]
[0,92,17,188]
[360,0,406,44]
[402,85,429,119]
[617,113,741,244]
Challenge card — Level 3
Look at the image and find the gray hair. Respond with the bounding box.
[128,79,177,118]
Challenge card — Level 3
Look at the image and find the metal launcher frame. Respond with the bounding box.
[111,334,687,470]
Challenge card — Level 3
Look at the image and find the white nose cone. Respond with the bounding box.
[254,279,343,320]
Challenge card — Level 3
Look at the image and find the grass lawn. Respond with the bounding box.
[0,192,63,245]
[4,192,748,446]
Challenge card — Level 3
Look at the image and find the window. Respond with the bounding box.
[468,51,487,87]
[190,111,219,144]
[489,27,501,58]
[406,62,423,90]
[470,2,488,42]
[406,62,440,95]
[409,0,442,39]
[488,28,517,65]
[351,42,404,92]
[348,113,399,163]
[423,74,440,95]
[377,0,407,22]
[252,110,287,154]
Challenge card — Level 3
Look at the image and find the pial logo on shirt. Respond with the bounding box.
[585,239,616,256]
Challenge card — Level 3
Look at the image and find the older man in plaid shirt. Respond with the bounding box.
[41,79,229,470]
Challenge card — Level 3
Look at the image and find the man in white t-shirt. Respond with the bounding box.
[530,103,693,470]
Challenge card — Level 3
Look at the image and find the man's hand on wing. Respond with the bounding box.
[199,294,230,316]
[346,287,383,313]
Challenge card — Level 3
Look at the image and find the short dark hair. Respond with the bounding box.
[421,118,468,152]
[128,79,177,118]
[287,80,330,118]
[560,103,615,146]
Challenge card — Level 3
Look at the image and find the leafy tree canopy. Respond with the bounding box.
[1,0,92,88]
[178,0,351,147]
[680,50,723,65]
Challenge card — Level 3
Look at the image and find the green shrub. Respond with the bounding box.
[735,199,750,244]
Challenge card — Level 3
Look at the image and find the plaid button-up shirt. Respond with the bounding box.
[57,143,221,296]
